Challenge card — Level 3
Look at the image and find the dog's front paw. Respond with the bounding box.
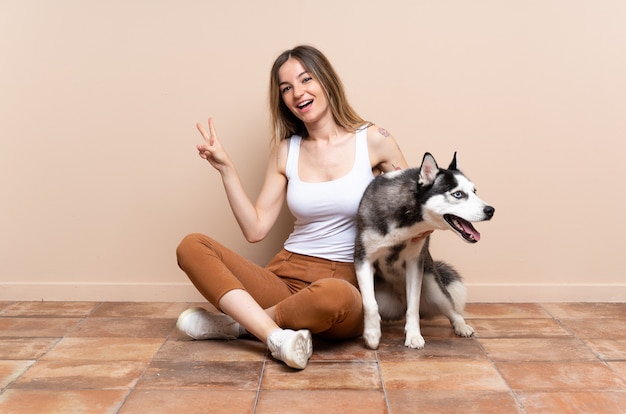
[362,314,382,349]
[453,320,475,337]
[404,334,425,349]
[363,328,381,349]
[404,319,425,349]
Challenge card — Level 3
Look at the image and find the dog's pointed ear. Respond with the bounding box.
[419,152,439,185]
[448,152,459,171]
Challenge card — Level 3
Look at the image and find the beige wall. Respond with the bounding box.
[1,1,625,302]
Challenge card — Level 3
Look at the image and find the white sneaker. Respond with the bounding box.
[267,329,313,370]
[176,307,241,340]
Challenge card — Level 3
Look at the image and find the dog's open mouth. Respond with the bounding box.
[444,214,481,243]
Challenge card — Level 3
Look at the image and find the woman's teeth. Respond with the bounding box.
[298,100,312,109]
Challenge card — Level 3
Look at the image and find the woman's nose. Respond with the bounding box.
[292,84,304,97]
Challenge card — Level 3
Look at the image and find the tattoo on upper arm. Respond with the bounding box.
[378,127,390,137]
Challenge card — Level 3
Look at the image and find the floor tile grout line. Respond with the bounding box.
[0,359,37,394]
[117,346,167,412]
[538,303,620,370]
[87,301,106,317]
[607,362,626,386]
[0,301,17,316]
[547,307,626,387]
[476,305,626,406]
[374,350,392,414]
[0,302,106,394]
[252,355,268,413]
[474,335,528,413]
[113,301,190,414]
[62,301,105,338]
[0,301,104,319]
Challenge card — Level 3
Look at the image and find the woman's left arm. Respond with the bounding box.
[366,125,409,173]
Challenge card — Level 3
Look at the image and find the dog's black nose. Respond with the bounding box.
[484,206,495,219]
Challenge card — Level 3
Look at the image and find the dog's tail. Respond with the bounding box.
[432,261,467,314]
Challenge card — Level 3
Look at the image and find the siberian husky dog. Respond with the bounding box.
[354,152,494,350]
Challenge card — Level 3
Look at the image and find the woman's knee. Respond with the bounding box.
[311,278,363,339]
[176,233,213,266]
[313,278,362,313]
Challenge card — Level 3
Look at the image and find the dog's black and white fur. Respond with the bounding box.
[354,152,494,349]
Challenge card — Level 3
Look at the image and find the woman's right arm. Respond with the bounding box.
[196,118,288,243]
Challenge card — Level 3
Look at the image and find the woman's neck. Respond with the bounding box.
[304,118,346,143]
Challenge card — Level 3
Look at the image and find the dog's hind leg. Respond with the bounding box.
[404,257,425,349]
[355,260,382,349]
[451,315,474,337]
[423,261,475,337]
[422,275,474,337]
[445,281,474,337]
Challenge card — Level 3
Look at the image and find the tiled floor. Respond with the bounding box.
[0,302,625,414]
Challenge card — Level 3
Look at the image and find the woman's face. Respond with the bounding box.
[278,58,330,125]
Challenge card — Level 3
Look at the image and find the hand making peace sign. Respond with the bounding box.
[196,117,232,172]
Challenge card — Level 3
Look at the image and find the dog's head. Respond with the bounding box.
[419,152,495,243]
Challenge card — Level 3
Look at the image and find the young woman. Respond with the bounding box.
[176,45,409,369]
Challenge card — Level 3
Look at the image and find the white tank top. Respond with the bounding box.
[284,127,375,262]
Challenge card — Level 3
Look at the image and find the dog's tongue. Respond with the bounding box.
[461,220,481,242]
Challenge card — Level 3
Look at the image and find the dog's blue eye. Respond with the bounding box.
[452,191,465,199]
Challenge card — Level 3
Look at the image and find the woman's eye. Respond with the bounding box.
[281,86,292,93]
[303,77,312,83]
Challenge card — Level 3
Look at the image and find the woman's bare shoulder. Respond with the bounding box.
[365,124,408,171]
[271,138,291,175]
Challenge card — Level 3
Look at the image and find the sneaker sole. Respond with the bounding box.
[282,330,312,370]
[302,330,313,359]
